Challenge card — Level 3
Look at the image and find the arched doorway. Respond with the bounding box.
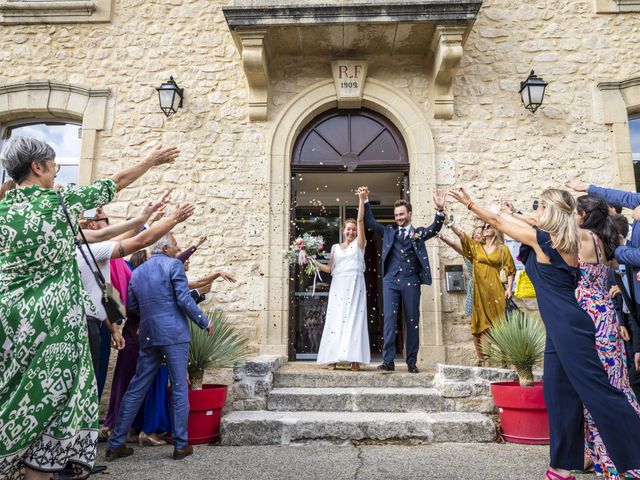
[289,108,410,361]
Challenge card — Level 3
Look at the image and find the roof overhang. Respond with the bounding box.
[223,1,483,120]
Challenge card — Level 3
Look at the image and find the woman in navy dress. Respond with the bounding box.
[449,187,640,480]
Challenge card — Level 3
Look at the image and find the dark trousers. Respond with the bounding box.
[382,274,421,366]
[87,316,102,379]
[543,311,640,471]
[624,340,640,400]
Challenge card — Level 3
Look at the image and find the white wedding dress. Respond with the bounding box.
[316,241,371,364]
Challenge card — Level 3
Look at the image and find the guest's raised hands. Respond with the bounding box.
[142,189,172,219]
[448,187,473,206]
[565,178,588,192]
[433,188,446,212]
[145,145,180,166]
[169,203,195,223]
[218,271,237,283]
[196,235,208,248]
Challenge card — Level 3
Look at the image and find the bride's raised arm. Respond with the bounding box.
[356,187,367,250]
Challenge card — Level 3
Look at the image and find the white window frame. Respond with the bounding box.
[595,0,640,13]
[1,120,83,185]
[0,0,113,24]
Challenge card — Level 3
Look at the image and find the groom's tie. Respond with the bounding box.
[399,228,406,240]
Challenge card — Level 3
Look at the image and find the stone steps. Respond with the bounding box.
[267,387,446,412]
[220,410,496,445]
[274,370,434,388]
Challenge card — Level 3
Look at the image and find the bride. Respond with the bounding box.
[316,187,370,371]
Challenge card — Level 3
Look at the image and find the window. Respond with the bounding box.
[2,122,82,186]
[631,116,640,191]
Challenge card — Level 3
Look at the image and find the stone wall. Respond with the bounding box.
[2,0,639,364]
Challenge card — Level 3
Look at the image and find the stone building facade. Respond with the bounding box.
[2,0,640,367]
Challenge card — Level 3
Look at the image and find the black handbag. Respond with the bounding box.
[57,191,126,325]
[505,297,520,320]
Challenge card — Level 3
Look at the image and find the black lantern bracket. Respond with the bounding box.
[519,70,548,114]
[156,76,184,118]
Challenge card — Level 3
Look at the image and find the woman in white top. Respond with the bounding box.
[316,188,370,371]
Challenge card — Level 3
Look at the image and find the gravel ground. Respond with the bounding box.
[96,442,594,480]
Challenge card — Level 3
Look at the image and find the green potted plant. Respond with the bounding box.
[482,310,549,445]
[187,310,250,444]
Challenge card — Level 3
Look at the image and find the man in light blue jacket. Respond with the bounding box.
[106,233,212,461]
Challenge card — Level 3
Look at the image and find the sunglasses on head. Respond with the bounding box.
[94,217,110,225]
[483,224,494,230]
[532,200,539,211]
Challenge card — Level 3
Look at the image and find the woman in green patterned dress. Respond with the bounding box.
[0,137,179,480]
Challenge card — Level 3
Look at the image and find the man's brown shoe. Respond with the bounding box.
[105,445,134,461]
[173,445,193,460]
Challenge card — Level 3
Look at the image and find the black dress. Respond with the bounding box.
[520,228,640,471]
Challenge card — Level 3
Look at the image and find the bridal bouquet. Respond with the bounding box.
[285,233,326,275]
[285,234,327,294]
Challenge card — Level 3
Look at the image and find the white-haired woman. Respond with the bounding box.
[449,187,640,480]
[0,137,178,480]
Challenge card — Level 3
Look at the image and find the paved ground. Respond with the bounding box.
[97,442,594,480]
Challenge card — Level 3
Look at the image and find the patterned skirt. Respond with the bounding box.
[0,270,98,479]
[578,278,640,479]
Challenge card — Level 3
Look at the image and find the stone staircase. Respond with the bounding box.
[221,361,500,445]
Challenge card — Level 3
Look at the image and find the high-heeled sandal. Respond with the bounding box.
[350,362,360,371]
[545,469,576,480]
[327,363,337,370]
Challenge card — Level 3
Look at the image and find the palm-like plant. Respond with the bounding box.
[189,310,250,390]
[481,310,546,387]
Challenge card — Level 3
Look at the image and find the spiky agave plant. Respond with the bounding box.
[481,310,546,387]
[189,310,250,390]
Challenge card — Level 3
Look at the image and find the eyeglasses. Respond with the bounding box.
[94,217,110,225]
[532,200,539,211]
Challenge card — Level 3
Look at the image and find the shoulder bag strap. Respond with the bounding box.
[56,191,107,289]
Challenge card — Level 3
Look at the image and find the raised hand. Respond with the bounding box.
[196,235,208,247]
[433,188,446,212]
[355,186,369,201]
[145,145,180,166]
[199,283,213,294]
[448,187,472,206]
[148,205,167,225]
[565,178,588,192]
[218,271,237,283]
[170,203,195,223]
[142,189,172,218]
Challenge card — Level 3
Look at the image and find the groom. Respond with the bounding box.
[361,186,446,373]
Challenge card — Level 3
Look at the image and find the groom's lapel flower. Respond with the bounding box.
[408,230,422,241]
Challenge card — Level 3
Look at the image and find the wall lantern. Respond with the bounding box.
[519,70,548,114]
[156,76,184,118]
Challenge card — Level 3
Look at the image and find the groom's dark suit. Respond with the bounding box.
[364,202,444,367]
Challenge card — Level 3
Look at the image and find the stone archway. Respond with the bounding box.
[0,80,112,184]
[262,78,444,369]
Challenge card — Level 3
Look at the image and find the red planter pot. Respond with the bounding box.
[187,384,228,444]
[490,381,549,445]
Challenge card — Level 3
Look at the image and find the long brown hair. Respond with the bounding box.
[0,179,16,201]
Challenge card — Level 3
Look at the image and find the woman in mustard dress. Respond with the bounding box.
[452,222,516,364]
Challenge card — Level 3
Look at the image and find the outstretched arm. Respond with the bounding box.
[111,146,179,191]
[360,187,385,237]
[567,178,640,210]
[109,204,195,259]
[438,234,464,256]
[356,187,367,250]
[449,188,538,248]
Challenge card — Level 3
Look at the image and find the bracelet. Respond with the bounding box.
[445,221,454,228]
[466,200,474,210]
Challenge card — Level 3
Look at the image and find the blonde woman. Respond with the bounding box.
[449,187,640,480]
[447,221,516,365]
[316,188,369,371]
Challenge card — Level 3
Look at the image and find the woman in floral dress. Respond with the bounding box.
[575,194,640,479]
[0,137,178,480]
